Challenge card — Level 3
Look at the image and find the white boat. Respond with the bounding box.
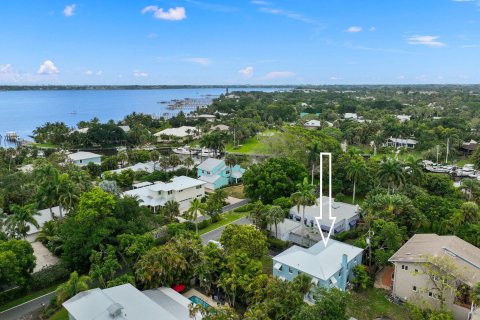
[172,146,197,155]
[199,148,216,157]
[455,164,477,177]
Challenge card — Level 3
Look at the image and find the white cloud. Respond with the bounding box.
[85,70,93,75]
[0,64,13,74]
[185,57,211,66]
[407,35,446,47]
[142,5,186,21]
[346,26,362,33]
[262,71,296,80]
[462,44,480,48]
[63,4,76,17]
[239,66,254,77]
[369,27,376,32]
[134,71,148,77]
[37,60,59,75]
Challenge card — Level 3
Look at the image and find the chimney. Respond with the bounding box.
[340,254,348,290]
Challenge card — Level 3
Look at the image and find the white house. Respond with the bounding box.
[154,126,198,142]
[63,284,200,320]
[385,137,418,149]
[303,120,322,129]
[396,114,411,122]
[123,176,206,211]
[67,151,102,167]
[119,125,131,133]
[344,113,358,120]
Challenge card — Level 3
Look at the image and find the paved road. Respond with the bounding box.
[221,198,250,213]
[201,216,250,244]
[0,291,55,320]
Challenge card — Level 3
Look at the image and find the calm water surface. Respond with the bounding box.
[0,88,277,140]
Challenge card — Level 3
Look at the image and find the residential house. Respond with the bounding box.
[197,158,245,190]
[123,176,205,211]
[273,240,363,301]
[210,124,230,132]
[396,115,412,122]
[385,137,418,149]
[154,126,199,142]
[344,113,358,120]
[67,151,102,167]
[63,283,200,320]
[274,197,359,245]
[188,114,217,122]
[119,125,131,133]
[303,119,322,130]
[389,234,480,320]
[460,140,478,156]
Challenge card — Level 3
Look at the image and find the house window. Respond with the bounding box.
[415,269,419,273]
[79,159,83,163]
[338,269,342,277]
[167,190,173,195]
[288,266,293,274]
[401,265,408,271]
[178,189,183,193]
[279,265,283,271]
[226,170,230,174]
[412,286,417,292]
[196,185,202,189]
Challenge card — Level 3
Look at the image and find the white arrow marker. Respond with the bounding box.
[315,152,336,247]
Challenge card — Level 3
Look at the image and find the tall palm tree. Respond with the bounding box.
[307,142,321,185]
[160,156,170,172]
[290,178,317,245]
[55,271,91,304]
[224,154,237,184]
[266,205,285,238]
[345,158,367,204]
[185,198,206,233]
[150,150,160,171]
[6,203,40,239]
[57,173,79,218]
[168,154,181,170]
[36,220,58,244]
[183,156,194,175]
[34,163,60,218]
[403,155,423,185]
[377,157,405,193]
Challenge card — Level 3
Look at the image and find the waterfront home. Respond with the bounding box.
[63,283,200,320]
[108,161,157,175]
[389,234,480,320]
[197,158,245,190]
[67,151,102,167]
[188,114,217,122]
[303,119,322,130]
[272,240,363,300]
[154,126,199,142]
[343,113,358,120]
[123,176,205,212]
[385,137,418,149]
[274,197,359,244]
[210,124,230,132]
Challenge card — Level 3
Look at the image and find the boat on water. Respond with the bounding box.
[172,146,197,155]
[199,148,217,157]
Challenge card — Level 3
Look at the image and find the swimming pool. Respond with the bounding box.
[189,295,212,308]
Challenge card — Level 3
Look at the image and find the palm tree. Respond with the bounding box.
[34,163,60,218]
[168,154,181,170]
[266,205,285,238]
[36,220,58,244]
[55,271,91,304]
[224,154,237,184]
[150,150,160,171]
[471,282,480,312]
[460,179,480,201]
[377,157,405,193]
[183,157,194,175]
[307,142,321,185]
[57,173,79,218]
[6,203,40,239]
[290,178,317,245]
[345,158,367,204]
[248,200,266,230]
[160,156,170,172]
[403,155,423,185]
[117,151,128,168]
[185,198,206,233]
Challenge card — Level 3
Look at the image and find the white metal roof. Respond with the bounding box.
[154,126,197,138]
[63,284,193,320]
[197,158,224,171]
[290,196,358,224]
[68,151,101,161]
[304,120,321,127]
[273,240,363,281]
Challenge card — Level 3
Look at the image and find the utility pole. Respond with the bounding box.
[366,229,375,267]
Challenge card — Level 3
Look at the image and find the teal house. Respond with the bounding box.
[272,240,363,301]
[197,158,245,190]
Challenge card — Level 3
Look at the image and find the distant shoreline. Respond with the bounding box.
[0,85,296,91]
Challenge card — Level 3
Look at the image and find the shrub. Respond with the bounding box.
[267,237,288,250]
[30,264,71,291]
[234,203,254,212]
[197,219,212,230]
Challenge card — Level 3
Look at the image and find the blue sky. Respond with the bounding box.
[1,0,480,85]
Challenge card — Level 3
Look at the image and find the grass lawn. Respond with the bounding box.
[0,284,59,312]
[225,129,279,154]
[198,211,249,235]
[49,308,68,320]
[222,185,246,199]
[348,288,411,320]
[32,142,59,149]
[340,193,366,206]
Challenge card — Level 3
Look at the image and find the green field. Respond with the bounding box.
[49,308,68,320]
[348,288,411,320]
[226,129,279,154]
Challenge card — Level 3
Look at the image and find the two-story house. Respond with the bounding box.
[123,176,205,212]
[272,240,363,301]
[197,158,245,190]
[389,234,480,320]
